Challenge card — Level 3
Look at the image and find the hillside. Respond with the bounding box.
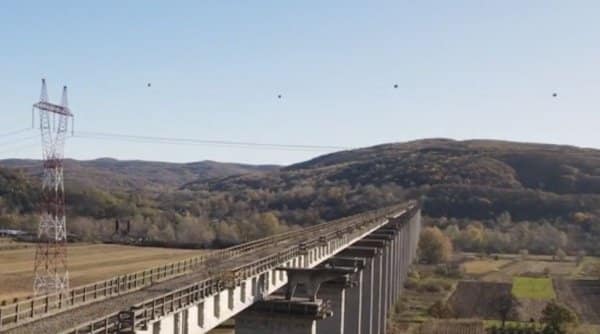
[0,159,278,192]
[182,139,600,220]
[2,139,600,253]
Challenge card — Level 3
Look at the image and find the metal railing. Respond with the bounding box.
[62,202,417,334]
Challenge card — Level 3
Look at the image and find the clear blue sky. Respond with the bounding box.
[1,1,598,165]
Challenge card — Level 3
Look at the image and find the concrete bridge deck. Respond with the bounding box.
[0,202,420,334]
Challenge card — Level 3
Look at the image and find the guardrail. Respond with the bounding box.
[63,202,417,334]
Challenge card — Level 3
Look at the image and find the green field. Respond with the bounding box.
[512,277,556,300]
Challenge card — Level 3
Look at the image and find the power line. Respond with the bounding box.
[73,134,345,152]
[0,134,39,156]
[74,130,350,152]
[0,135,39,148]
[0,142,39,155]
[0,128,33,138]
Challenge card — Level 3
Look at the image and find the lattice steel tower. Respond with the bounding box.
[32,79,73,296]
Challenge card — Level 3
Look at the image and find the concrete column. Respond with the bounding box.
[388,232,397,304]
[362,255,375,334]
[339,247,379,334]
[393,227,400,300]
[372,251,383,334]
[377,241,389,332]
[401,227,408,281]
[316,283,346,334]
[344,270,363,334]
[385,238,392,316]
[371,229,397,313]
[391,228,399,301]
[355,239,389,334]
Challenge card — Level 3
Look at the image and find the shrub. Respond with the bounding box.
[428,300,454,318]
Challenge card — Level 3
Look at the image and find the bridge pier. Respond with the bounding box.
[354,239,388,334]
[366,231,396,332]
[315,281,347,334]
[236,297,330,334]
[339,247,380,334]
[314,258,363,334]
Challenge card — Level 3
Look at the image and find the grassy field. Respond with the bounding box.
[461,259,512,275]
[512,277,556,300]
[0,243,201,301]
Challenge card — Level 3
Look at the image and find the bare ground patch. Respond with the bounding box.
[448,281,514,320]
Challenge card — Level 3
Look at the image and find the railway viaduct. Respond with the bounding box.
[0,201,421,334]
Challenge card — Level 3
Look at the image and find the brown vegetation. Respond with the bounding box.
[0,244,199,301]
[419,226,453,264]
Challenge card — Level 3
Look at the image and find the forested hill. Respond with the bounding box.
[288,139,600,195]
[184,139,600,221]
[0,158,278,192]
[0,158,278,221]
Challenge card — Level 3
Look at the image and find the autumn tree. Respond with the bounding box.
[419,227,453,264]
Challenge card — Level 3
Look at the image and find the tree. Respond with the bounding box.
[456,224,485,251]
[419,227,453,264]
[176,217,215,246]
[541,301,577,334]
[215,222,240,246]
[555,248,566,262]
[257,212,282,236]
[491,294,519,328]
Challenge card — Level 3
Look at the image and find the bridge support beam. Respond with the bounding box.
[281,267,356,301]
